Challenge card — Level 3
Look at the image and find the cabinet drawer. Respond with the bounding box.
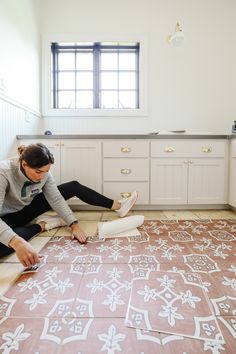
[103,159,149,181]
[103,140,149,157]
[151,140,226,158]
[103,182,149,204]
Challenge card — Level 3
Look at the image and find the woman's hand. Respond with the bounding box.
[70,223,87,244]
[9,235,42,267]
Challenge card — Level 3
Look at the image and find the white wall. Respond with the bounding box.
[40,0,236,134]
[0,0,42,159]
[0,0,41,110]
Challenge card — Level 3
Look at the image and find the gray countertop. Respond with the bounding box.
[16,134,231,140]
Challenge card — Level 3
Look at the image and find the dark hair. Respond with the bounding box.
[18,143,54,168]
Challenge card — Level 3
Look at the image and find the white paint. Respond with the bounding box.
[0,0,42,159]
[0,0,41,111]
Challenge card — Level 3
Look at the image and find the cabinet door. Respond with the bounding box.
[151,158,188,204]
[60,140,102,203]
[229,158,236,207]
[188,158,226,204]
[18,139,61,185]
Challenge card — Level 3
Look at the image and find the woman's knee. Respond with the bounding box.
[58,180,87,200]
[69,180,81,189]
[58,180,81,199]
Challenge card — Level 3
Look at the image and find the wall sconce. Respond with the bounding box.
[167,22,184,46]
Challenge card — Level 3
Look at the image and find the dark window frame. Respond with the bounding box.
[51,42,140,109]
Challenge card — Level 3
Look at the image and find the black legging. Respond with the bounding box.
[0,181,113,257]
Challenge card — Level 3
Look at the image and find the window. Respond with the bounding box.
[51,42,140,110]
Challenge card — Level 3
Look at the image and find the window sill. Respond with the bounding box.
[42,107,148,117]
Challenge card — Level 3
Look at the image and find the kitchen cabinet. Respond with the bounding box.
[151,140,227,205]
[103,140,149,204]
[18,137,229,207]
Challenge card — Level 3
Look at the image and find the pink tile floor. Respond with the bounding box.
[0,219,235,353]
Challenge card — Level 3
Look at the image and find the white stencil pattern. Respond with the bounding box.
[126,272,223,342]
[17,266,74,311]
[0,323,30,354]
[209,230,236,242]
[137,274,201,327]
[47,239,87,262]
[140,222,173,235]
[183,254,220,273]
[176,221,208,235]
[169,231,194,242]
[86,267,131,312]
[96,239,136,261]
[145,239,185,261]
[128,255,160,278]
[98,324,126,354]
[193,238,232,259]
[41,298,94,345]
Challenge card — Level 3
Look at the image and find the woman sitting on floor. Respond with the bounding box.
[0,143,138,268]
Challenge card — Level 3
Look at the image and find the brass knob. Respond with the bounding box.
[121,146,131,153]
[121,192,132,198]
[121,168,131,174]
[202,147,212,153]
[164,147,175,152]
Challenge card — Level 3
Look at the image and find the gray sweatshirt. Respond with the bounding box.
[0,157,77,247]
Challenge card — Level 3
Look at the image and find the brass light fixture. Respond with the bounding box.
[167,22,184,45]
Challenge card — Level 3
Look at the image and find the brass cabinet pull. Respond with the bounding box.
[184,160,193,164]
[202,147,212,153]
[121,192,132,198]
[120,168,131,174]
[164,147,175,152]
[121,146,131,153]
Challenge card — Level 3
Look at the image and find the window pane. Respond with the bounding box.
[101,53,118,70]
[58,72,75,89]
[119,72,136,89]
[58,91,75,108]
[119,91,136,108]
[76,91,93,108]
[101,91,118,108]
[101,72,118,89]
[58,53,75,70]
[119,53,136,70]
[76,53,93,70]
[76,72,93,89]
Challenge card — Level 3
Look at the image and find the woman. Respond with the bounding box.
[0,143,138,268]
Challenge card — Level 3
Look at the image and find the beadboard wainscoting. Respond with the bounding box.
[0,97,41,160]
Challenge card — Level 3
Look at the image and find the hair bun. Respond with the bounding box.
[17,145,26,155]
